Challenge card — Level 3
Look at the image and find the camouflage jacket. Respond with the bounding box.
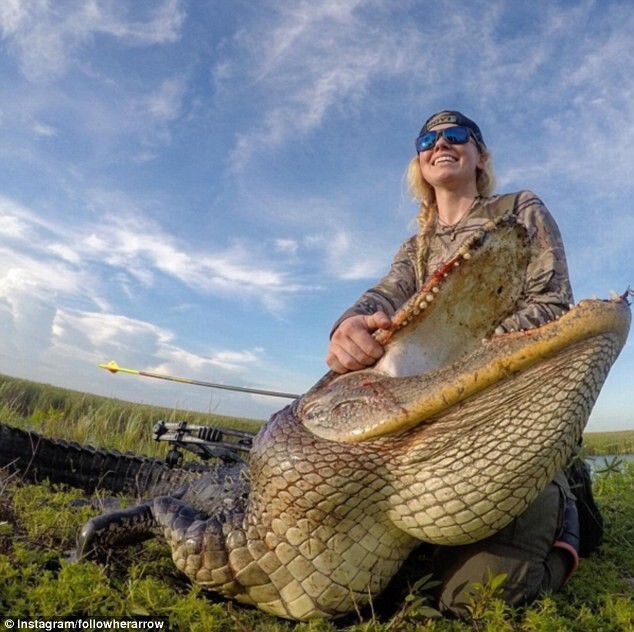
[333,190,574,335]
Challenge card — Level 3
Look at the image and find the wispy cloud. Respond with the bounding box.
[44,307,273,409]
[0,1,190,166]
[215,1,421,169]
[80,211,301,305]
[152,345,265,376]
[52,310,173,356]
[137,78,186,122]
[0,0,186,82]
[0,192,307,317]
[304,229,389,281]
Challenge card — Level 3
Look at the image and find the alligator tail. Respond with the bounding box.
[0,422,209,496]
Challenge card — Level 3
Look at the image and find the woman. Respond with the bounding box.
[326,110,584,616]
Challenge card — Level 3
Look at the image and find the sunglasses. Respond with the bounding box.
[415,125,474,153]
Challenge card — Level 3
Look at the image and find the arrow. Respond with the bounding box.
[98,360,300,400]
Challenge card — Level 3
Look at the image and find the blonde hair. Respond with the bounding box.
[406,147,496,283]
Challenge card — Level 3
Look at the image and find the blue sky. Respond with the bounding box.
[0,0,632,431]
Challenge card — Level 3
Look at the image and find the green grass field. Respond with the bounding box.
[1,375,632,631]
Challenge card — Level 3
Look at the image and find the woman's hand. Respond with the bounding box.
[326,312,391,373]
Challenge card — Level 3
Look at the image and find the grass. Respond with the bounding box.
[0,375,633,631]
[581,430,634,456]
[0,373,262,458]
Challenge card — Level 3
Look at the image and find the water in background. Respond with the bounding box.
[586,454,634,472]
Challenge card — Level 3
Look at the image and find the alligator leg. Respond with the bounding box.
[77,502,156,558]
[77,494,251,605]
[75,497,235,588]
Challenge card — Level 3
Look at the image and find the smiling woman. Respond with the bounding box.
[325,109,591,617]
[0,0,632,431]
[327,110,572,372]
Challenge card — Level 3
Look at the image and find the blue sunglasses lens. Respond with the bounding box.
[415,132,436,152]
[415,126,471,152]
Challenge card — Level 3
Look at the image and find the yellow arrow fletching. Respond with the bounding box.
[98,361,140,376]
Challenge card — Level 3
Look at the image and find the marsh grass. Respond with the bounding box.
[0,374,261,457]
[0,375,632,631]
[581,429,634,456]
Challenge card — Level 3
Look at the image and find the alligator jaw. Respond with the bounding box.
[299,211,631,444]
[373,214,530,377]
[300,295,630,443]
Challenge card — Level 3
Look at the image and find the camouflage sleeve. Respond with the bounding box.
[496,191,574,333]
[330,237,417,336]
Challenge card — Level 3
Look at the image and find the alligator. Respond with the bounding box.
[0,215,630,621]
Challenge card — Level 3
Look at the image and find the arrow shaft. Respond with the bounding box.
[138,370,300,399]
[99,362,300,399]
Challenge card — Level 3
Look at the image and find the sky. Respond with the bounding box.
[0,0,632,432]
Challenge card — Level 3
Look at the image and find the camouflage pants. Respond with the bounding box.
[431,471,579,617]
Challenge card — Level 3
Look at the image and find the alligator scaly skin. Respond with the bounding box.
[89,296,626,621]
[1,217,630,621]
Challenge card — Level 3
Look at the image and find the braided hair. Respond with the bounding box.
[405,150,496,284]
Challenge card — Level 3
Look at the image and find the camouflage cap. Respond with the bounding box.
[418,110,486,147]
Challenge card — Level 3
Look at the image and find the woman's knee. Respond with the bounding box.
[434,543,535,616]
[433,475,577,617]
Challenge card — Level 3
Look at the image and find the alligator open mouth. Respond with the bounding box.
[299,216,630,444]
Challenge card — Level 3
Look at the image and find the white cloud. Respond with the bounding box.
[37,304,283,419]
[274,238,299,255]
[94,0,185,45]
[25,305,276,418]
[139,77,186,122]
[0,191,307,321]
[0,196,39,236]
[31,120,57,136]
[216,1,420,169]
[152,345,265,376]
[0,0,29,35]
[304,229,389,281]
[0,214,29,240]
[52,309,172,355]
[80,211,299,303]
[0,0,186,82]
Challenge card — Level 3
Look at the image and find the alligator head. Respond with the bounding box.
[71,215,631,620]
[294,216,631,549]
